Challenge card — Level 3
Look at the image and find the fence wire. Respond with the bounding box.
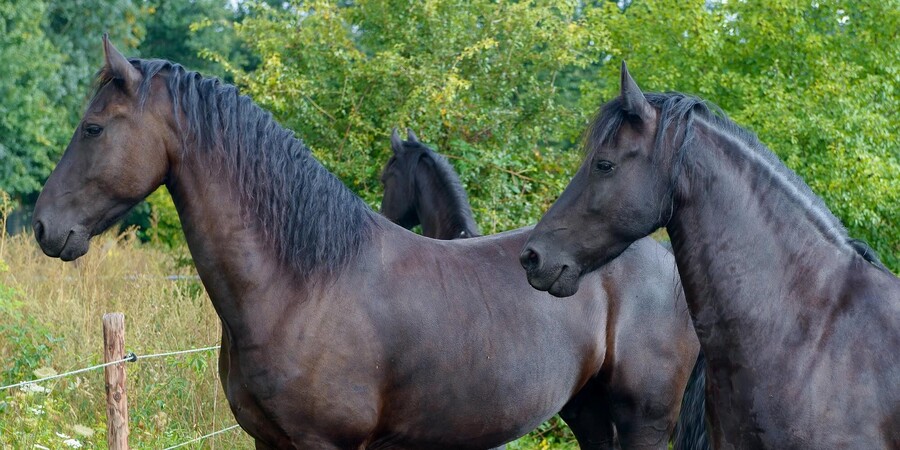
[0,346,220,392]
[162,424,242,450]
[135,345,221,361]
[0,356,132,392]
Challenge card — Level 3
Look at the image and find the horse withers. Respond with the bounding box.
[33,37,699,449]
[521,62,900,448]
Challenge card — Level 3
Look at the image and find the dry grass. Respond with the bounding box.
[0,227,252,449]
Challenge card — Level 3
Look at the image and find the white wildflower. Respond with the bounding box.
[20,383,49,394]
[63,439,83,449]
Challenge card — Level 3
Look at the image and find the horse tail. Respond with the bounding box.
[658,238,709,449]
[673,351,709,450]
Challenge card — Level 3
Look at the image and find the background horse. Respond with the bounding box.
[33,37,699,449]
[521,62,900,448]
[381,131,709,450]
[380,128,479,240]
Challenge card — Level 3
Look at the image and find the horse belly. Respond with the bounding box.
[222,345,382,448]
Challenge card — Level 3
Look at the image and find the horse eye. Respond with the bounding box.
[83,124,104,138]
[595,160,615,173]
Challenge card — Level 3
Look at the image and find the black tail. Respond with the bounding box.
[673,351,709,450]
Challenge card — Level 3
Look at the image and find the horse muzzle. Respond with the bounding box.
[519,244,583,298]
[33,218,91,261]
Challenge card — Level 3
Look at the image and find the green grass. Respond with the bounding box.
[0,223,579,448]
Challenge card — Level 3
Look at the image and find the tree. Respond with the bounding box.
[43,0,146,127]
[0,1,69,201]
[226,0,611,233]
[139,0,251,80]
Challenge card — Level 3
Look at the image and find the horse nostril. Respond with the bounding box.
[34,220,45,242]
[520,247,541,272]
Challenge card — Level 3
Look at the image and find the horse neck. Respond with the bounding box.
[413,156,479,239]
[666,116,857,355]
[164,141,374,341]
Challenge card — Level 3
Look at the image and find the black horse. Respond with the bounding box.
[381,128,480,240]
[382,132,709,450]
[33,37,700,449]
[522,62,900,448]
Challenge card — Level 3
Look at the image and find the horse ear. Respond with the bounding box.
[619,61,652,121]
[390,127,404,154]
[406,128,419,143]
[102,33,141,95]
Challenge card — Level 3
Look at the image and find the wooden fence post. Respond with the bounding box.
[103,313,130,450]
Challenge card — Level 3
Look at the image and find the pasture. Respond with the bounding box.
[0,224,252,448]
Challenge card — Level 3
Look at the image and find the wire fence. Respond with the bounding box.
[0,342,241,449]
[162,424,242,450]
[0,356,134,392]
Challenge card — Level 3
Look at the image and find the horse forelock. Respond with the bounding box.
[104,58,374,278]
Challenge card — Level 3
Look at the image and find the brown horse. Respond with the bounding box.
[33,37,699,449]
[521,63,900,448]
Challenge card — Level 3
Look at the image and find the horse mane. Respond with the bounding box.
[94,59,375,277]
[400,140,480,237]
[585,91,885,269]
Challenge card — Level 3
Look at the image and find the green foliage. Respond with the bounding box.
[140,187,185,248]
[139,0,250,80]
[507,416,579,450]
[227,0,610,233]
[0,385,103,450]
[0,262,54,386]
[588,0,900,270]
[43,0,145,90]
[0,1,69,199]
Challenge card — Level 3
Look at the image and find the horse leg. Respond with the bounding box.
[559,377,618,449]
[605,344,689,449]
[607,367,683,450]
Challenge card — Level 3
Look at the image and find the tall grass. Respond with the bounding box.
[0,212,574,449]
[0,223,250,449]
